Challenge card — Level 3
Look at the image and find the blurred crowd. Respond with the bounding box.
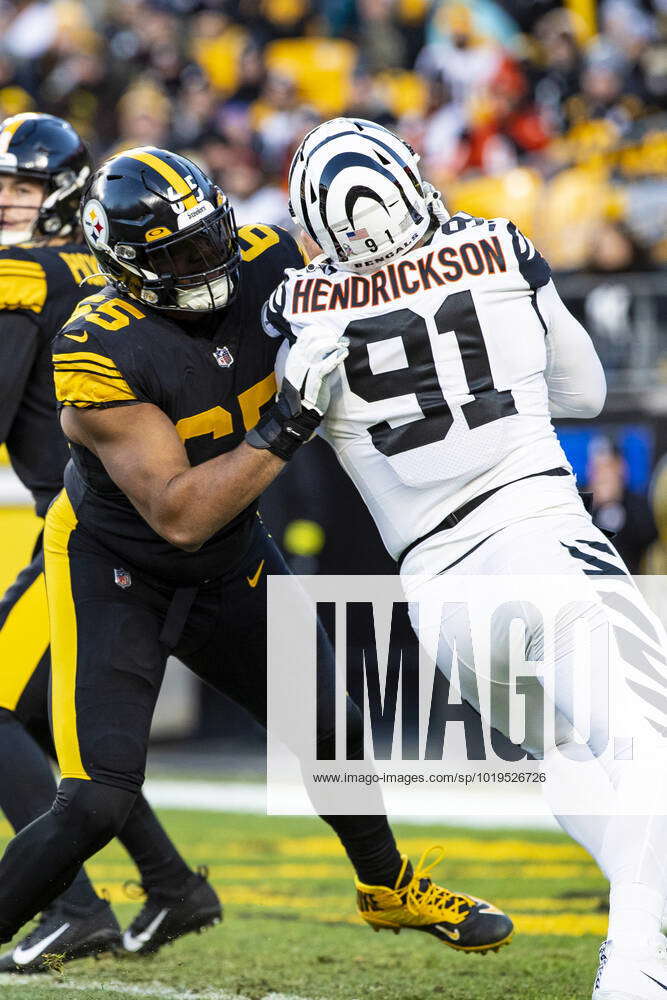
[0,0,664,268]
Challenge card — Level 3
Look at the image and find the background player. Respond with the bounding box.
[265,117,667,1000]
[0,145,512,957]
[0,113,220,972]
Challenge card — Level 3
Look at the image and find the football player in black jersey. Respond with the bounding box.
[0,146,513,957]
[0,116,221,972]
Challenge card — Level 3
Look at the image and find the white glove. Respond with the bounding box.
[283,326,349,415]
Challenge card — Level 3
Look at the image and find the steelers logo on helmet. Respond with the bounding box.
[82,199,109,246]
[80,147,242,312]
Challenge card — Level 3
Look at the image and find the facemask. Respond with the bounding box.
[175,274,232,311]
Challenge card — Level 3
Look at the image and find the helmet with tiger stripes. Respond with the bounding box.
[288,118,447,273]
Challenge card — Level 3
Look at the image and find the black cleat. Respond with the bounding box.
[0,900,121,974]
[122,867,222,956]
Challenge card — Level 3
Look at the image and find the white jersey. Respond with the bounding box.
[263,213,605,572]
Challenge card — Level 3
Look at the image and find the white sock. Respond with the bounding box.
[599,770,667,949]
[607,882,665,950]
[543,745,667,946]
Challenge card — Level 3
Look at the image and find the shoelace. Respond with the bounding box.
[403,846,473,924]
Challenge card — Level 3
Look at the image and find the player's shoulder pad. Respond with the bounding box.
[0,244,48,313]
[55,287,150,374]
[496,217,551,290]
[237,223,305,295]
[53,292,145,409]
[260,247,316,344]
[59,287,152,341]
[439,211,497,236]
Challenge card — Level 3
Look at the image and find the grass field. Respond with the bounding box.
[0,810,608,1000]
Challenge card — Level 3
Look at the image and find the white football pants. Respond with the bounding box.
[403,508,667,945]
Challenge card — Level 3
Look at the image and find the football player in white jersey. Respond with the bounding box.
[260,117,667,1000]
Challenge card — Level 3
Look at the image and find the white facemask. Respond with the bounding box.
[175,274,232,311]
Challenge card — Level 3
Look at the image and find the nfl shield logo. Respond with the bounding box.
[213,346,234,368]
[114,568,132,589]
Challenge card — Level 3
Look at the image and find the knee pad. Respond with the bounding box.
[53,778,137,851]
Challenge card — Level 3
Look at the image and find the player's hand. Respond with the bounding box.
[245,327,348,462]
[283,326,349,416]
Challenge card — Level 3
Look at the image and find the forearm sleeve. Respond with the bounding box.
[0,312,40,442]
[538,279,606,419]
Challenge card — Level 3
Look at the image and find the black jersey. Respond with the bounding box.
[53,224,303,585]
[0,242,105,516]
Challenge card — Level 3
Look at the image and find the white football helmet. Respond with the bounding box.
[288,117,448,273]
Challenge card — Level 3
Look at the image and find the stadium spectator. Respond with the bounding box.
[0,0,660,266]
[587,441,658,575]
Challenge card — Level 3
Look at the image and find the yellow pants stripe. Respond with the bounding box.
[0,573,49,711]
[43,491,89,781]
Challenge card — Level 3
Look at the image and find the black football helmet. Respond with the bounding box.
[81,147,240,312]
[0,112,91,244]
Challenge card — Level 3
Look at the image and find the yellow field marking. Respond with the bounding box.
[82,834,591,866]
[0,844,600,886]
[514,914,608,936]
[275,835,591,862]
[80,858,602,883]
[92,881,608,936]
[123,836,590,863]
[206,862,349,880]
[463,863,599,880]
[497,897,606,912]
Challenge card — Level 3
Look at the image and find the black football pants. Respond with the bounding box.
[0,492,398,939]
[0,538,196,917]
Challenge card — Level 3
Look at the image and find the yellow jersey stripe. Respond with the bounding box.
[0,272,47,312]
[43,491,89,781]
[0,267,46,282]
[53,352,120,372]
[53,363,123,378]
[125,149,198,210]
[53,365,125,381]
[0,261,44,270]
[54,369,137,406]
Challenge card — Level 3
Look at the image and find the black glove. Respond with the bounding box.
[245,381,322,461]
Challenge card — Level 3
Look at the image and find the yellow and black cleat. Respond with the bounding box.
[355,845,513,954]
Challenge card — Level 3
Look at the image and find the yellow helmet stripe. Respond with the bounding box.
[0,113,41,154]
[125,150,199,211]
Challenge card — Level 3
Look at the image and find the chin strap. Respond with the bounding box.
[422,181,450,225]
